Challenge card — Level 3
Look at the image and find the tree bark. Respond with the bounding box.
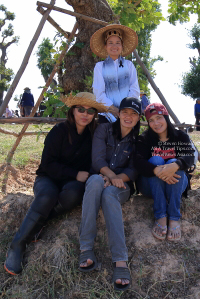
[59,0,115,93]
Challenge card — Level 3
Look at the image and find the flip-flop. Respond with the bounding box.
[167,225,181,241]
[79,250,97,272]
[152,221,167,240]
[112,264,131,291]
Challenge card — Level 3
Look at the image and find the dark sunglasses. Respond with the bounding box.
[75,106,96,115]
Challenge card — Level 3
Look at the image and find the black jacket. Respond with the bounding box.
[36,121,92,182]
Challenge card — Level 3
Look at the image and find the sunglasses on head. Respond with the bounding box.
[75,106,96,115]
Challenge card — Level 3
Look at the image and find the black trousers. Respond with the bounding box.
[31,176,85,218]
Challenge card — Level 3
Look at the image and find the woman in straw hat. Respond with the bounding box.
[135,103,195,241]
[4,92,107,276]
[90,24,140,123]
[79,97,141,291]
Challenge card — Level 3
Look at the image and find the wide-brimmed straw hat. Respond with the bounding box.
[90,24,138,58]
[60,92,108,113]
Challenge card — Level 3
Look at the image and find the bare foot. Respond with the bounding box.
[167,220,181,241]
[115,261,129,286]
[152,217,167,240]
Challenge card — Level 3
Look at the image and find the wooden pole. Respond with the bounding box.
[37,6,74,39]
[0,117,66,124]
[37,1,108,26]
[133,49,181,124]
[0,0,56,117]
[5,22,78,164]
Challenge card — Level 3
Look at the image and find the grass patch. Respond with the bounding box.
[0,124,52,167]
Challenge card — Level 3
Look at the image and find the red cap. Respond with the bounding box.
[145,103,168,121]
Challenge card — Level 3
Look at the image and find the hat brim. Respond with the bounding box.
[90,24,138,58]
[60,93,108,113]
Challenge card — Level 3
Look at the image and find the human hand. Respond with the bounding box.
[99,174,111,188]
[153,165,165,176]
[165,173,181,184]
[156,163,179,181]
[110,175,126,189]
[76,171,89,182]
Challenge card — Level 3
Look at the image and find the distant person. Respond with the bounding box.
[140,90,150,115]
[5,105,13,118]
[15,110,20,117]
[194,98,200,131]
[38,99,46,117]
[20,87,34,117]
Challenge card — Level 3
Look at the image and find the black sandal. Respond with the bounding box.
[112,264,131,291]
[79,250,97,272]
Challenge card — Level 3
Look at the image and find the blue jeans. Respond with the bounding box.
[32,176,85,218]
[79,175,130,262]
[137,157,188,221]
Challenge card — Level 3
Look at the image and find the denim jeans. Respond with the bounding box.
[137,157,188,221]
[79,174,130,262]
[32,176,85,218]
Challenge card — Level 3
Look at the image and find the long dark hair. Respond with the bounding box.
[66,106,98,143]
[147,115,178,141]
[112,117,140,140]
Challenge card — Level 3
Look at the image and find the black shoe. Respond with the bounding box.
[4,209,46,275]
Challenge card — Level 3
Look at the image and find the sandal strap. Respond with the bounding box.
[79,250,96,264]
[168,225,180,231]
[112,267,131,282]
[155,222,167,230]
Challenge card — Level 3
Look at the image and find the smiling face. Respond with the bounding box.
[119,108,140,130]
[73,105,95,134]
[148,114,168,138]
[105,35,123,60]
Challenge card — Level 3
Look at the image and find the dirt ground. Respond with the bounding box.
[0,147,200,298]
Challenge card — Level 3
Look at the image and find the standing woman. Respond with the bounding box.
[4,92,107,275]
[135,103,195,241]
[79,97,141,291]
[90,24,140,123]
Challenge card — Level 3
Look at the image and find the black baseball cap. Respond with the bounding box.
[119,97,141,115]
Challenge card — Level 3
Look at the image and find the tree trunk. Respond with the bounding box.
[59,0,115,93]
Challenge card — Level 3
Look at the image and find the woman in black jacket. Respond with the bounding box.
[4,92,107,275]
[135,103,194,241]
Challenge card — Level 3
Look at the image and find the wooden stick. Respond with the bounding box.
[5,22,78,164]
[0,128,49,137]
[0,0,56,117]
[37,6,72,39]
[133,49,181,124]
[0,117,66,124]
[37,1,108,25]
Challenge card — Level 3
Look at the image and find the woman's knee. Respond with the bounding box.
[149,156,165,165]
[85,174,104,190]
[59,181,85,208]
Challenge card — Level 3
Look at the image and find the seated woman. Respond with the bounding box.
[4,92,108,275]
[135,103,195,241]
[90,24,140,123]
[79,97,141,291]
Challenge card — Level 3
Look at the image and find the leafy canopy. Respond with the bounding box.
[167,0,200,25]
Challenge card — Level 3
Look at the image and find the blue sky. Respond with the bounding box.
[1,0,198,124]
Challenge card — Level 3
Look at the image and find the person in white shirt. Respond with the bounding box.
[90,24,140,123]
